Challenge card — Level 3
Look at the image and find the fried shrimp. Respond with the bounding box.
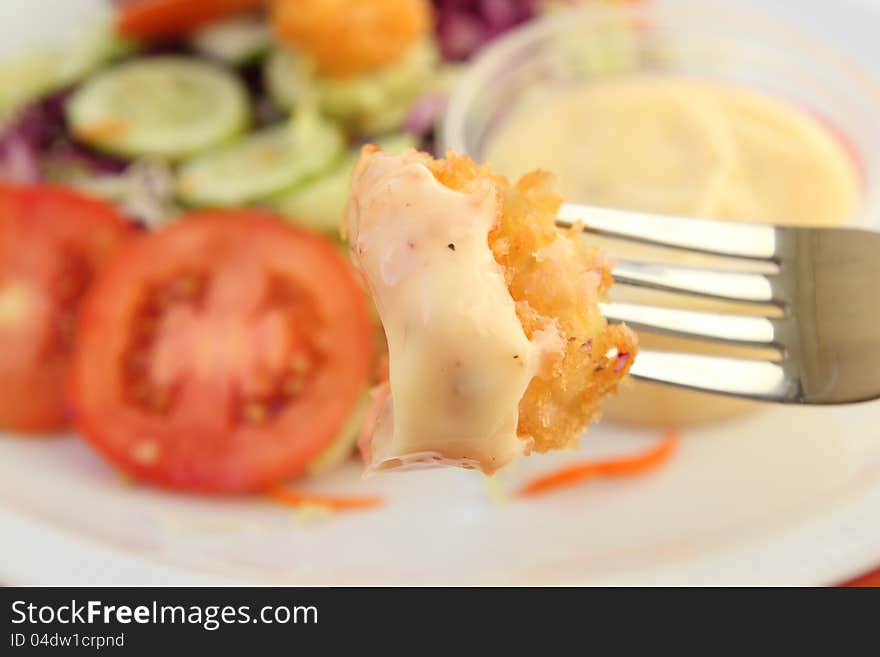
[346,146,636,473]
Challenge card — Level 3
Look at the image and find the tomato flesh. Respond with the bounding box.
[70,211,374,493]
[0,185,131,433]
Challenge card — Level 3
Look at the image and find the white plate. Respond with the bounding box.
[2,0,880,586]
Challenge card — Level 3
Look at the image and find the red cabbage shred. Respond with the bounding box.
[432,0,538,60]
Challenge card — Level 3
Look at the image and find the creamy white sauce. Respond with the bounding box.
[346,148,551,474]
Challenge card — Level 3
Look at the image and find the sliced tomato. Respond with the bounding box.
[69,211,374,493]
[116,0,266,40]
[0,185,132,433]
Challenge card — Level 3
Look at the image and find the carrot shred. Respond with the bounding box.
[516,430,679,497]
[74,119,129,141]
[266,486,384,512]
[117,0,266,40]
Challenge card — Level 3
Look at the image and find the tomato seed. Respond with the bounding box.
[130,440,160,466]
[150,389,171,412]
[171,275,200,296]
[290,353,312,375]
[244,402,268,423]
[129,383,150,403]
[56,312,76,341]
[283,377,304,397]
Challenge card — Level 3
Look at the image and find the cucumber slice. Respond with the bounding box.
[320,39,438,132]
[66,56,249,160]
[263,47,309,112]
[190,16,272,66]
[275,133,418,234]
[264,39,438,133]
[176,112,343,207]
[275,154,356,234]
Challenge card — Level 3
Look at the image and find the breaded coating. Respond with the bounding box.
[427,151,638,452]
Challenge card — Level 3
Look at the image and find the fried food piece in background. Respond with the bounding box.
[272,0,433,77]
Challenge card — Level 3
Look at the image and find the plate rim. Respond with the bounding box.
[3,479,880,586]
[2,0,880,586]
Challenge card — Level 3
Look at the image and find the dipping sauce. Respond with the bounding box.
[486,76,861,426]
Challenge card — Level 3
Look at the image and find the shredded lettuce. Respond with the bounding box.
[70,160,180,228]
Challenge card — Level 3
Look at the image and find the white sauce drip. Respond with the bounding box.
[346,149,553,474]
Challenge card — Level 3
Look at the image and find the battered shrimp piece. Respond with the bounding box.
[345,147,636,474]
[272,0,433,77]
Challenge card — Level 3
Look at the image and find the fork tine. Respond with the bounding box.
[601,302,782,347]
[613,259,783,305]
[558,203,780,261]
[630,350,795,401]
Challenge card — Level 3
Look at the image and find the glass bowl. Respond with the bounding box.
[441,0,880,427]
[442,0,880,227]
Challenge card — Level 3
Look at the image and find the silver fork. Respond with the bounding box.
[556,203,880,404]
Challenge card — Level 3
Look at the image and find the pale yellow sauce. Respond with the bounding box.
[346,149,558,472]
[486,76,860,426]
